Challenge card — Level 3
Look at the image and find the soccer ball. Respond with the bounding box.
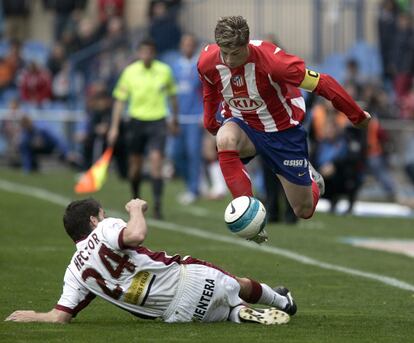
[224,196,267,239]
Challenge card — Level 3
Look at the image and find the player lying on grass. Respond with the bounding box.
[5,198,296,325]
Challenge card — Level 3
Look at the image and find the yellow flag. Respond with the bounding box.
[75,148,113,194]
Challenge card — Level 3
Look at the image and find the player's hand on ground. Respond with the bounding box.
[5,310,36,322]
[354,111,371,129]
[125,199,148,214]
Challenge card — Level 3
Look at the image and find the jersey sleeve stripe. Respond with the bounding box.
[203,75,214,84]
[71,292,96,317]
[118,227,134,250]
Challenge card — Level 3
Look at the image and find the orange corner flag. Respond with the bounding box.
[75,147,113,194]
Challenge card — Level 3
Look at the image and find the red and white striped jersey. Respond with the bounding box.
[198,40,366,135]
[198,40,306,133]
[55,218,185,319]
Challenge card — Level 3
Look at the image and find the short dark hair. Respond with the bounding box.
[63,198,102,242]
[139,37,156,50]
[215,16,250,48]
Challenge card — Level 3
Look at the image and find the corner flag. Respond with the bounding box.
[74,147,113,194]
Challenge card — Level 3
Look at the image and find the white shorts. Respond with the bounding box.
[163,264,242,323]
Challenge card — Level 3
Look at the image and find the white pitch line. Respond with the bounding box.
[1,178,414,293]
[179,205,211,217]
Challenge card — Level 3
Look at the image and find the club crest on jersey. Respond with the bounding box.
[231,75,244,87]
[229,97,263,111]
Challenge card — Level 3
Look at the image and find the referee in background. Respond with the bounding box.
[108,38,179,219]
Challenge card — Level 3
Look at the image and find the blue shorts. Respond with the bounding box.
[227,117,312,186]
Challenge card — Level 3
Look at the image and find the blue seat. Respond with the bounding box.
[313,41,382,86]
[318,53,347,83]
[22,40,49,65]
[160,50,180,66]
[0,40,10,57]
[346,41,382,79]
[0,87,19,104]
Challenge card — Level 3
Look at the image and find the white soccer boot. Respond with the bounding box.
[309,163,325,196]
[239,307,290,325]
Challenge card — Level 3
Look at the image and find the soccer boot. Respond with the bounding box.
[239,307,290,325]
[273,286,297,316]
[309,163,325,196]
[247,228,268,244]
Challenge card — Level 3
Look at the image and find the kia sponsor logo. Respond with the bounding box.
[229,97,263,111]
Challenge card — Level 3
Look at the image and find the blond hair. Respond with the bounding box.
[215,16,250,48]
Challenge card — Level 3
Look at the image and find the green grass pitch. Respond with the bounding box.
[0,168,413,343]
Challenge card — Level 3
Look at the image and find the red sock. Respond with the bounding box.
[243,279,262,304]
[217,150,253,198]
[303,180,320,219]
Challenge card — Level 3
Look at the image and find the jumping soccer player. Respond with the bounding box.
[198,16,371,242]
[5,198,296,325]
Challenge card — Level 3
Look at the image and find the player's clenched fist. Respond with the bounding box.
[125,199,148,213]
[354,111,371,129]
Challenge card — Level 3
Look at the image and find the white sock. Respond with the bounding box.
[258,283,288,309]
[228,304,244,323]
[199,170,209,196]
[209,161,227,196]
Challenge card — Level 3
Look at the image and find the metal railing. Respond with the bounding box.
[179,0,381,63]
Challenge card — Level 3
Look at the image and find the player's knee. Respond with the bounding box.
[216,134,238,151]
[128,165,141,180]
[293,200,314,219]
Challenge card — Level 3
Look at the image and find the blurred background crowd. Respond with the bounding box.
[0,0,414,221]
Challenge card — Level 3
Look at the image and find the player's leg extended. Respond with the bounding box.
[277,174,320,219]
[235,277,297,315]
[216,121,256,197]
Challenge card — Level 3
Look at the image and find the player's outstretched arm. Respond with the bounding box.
[122,199,149,247]
[299,68,370,128]
[5,308,72,324]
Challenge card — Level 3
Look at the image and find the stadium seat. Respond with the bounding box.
[0,87,19,105]
[318,53,347,83]
[346,41,382,79]
[316,41,382,84]
[0,40,10,57]
[22,40,49,65]
[160,50,181,66]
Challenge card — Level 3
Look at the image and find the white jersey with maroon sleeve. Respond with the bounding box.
[197,40,307,133]
[55,218,182,319]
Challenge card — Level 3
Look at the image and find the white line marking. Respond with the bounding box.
[1,178,414,292]
[0,179,69,206]
[297,221,326,230]
[179,205,210,217]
